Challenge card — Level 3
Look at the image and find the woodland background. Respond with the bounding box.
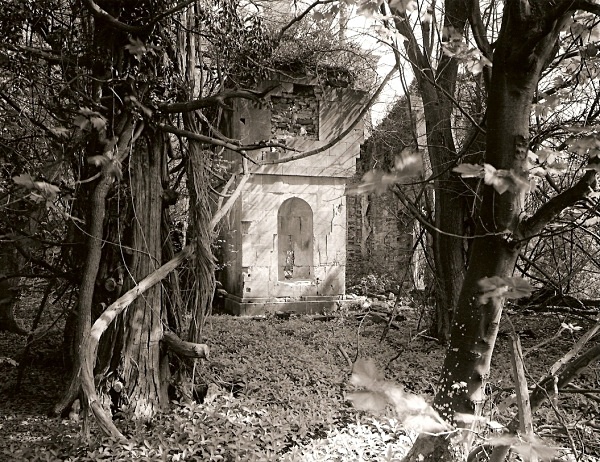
[1,0,600,461]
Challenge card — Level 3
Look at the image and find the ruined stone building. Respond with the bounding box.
[346,97,427,293]
[217,74,367,314]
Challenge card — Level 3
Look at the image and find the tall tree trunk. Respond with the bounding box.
[54,118,135,416]
[394,0,470,342]
[184,121,216,344]
[402,3,567,460]
[118,131,170,416]
[180,16,216,344]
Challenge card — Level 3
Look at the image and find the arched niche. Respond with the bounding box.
[277,197,314,281]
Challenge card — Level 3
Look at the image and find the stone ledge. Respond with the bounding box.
[221,294,342,316]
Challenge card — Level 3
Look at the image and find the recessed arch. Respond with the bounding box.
[278,197,314,281]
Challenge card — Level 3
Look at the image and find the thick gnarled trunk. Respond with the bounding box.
[118,133,170,416]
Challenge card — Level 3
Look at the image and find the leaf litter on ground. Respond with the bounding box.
[1,296,599,461]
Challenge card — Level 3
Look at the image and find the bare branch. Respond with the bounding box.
[569,0,600,17]
[466,0,492,88]
[81,0,147,33]
[489,343,600,461]
[157,86,280,114]
[81,0,198,33]
[518,170,597,240]
[549,318,600,375]
[467,0,492,59]
[152,0,197,25]
[210,168,250,228]
[1,43,77,66]
[159,122,244,149]
[277,0,338,41]
[0,90,64,140]
[158,123,294,164]
[389,4,435,83]
[81,244,195,440]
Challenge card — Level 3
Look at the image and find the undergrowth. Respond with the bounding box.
[1,308,598,461]
[1,311,423,461]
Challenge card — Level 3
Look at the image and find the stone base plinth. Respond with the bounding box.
[221,294,341,316]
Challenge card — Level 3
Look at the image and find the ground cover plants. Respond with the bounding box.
[1,294,599,461]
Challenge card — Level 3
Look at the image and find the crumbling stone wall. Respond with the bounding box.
[271,84,319,140]
[346,100,419,291]
[218,75,367,314]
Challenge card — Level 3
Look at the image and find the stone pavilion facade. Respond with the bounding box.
[217,76,367,314]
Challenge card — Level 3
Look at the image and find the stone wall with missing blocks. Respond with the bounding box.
[346,96,427,292]
[217,77,367,315]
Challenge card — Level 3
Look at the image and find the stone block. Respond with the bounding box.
[243,266,270,297]
[241,239,256,266]
[315,236,329,265]
[313,265,326,280]
[320,265,344,295]
[255,243,274,266]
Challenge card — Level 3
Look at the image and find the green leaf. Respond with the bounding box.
[394,148,422,176]
[106,161,123,181]
[349,358,384,388]
[347,169,389,195]
[33,181,60,200]
[567,133,600,155]
[489,434,559,462]
[49,126,71,138]
[125,37,150,59]
[483,164,511,194]
[453,163,484,178]
[89,115,107,131]
[357,1,380,18]
[12,173,36,189]
[87,155,110,167]
[388,0,418,13]
[346,390,388,412]
[74,108,106,132]
[478,276,533,304]
[73,115,89,130]
[0,357,19,366]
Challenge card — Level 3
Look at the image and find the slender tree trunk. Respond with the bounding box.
[402,3,564,459]
[394,0,471,342]
[54,118,135,416]
[54,170,117,414]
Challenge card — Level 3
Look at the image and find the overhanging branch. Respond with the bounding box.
[518,170,597,240]
[158,124,295,164]
[277,0,338,41]
[82,0,198,33]
[81,0,148,33]
[157,86,280,114]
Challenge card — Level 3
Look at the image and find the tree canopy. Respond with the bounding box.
[1,0,600,461]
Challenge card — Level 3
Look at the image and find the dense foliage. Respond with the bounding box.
[2,300,599,460]
[2,1,600,461]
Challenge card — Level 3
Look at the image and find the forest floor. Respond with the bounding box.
[0,288,599,461]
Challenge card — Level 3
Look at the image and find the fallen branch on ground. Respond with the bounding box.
[163,331,209,359]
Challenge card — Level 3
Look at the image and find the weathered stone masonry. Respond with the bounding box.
[218,76,367,314]
[346,99,425,291]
